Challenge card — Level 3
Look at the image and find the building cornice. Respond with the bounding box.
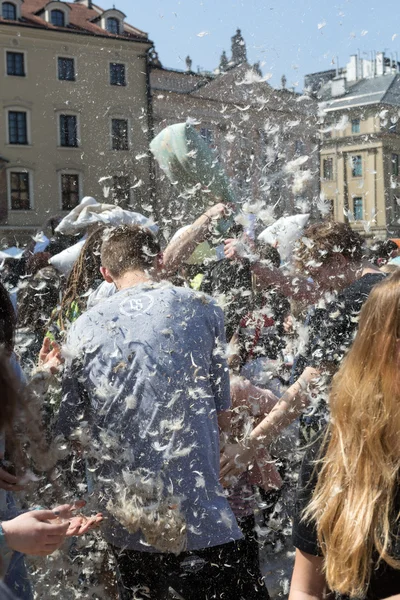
[0,21,152,46]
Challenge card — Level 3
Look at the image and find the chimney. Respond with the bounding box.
[376,52,385,76]
[74,0,93,7]
[331,76,346,97]
[347,55,358,82]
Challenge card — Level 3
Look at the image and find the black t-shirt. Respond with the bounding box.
[293,434,400,599]
[200,259,253,341]
[294,273,385,379]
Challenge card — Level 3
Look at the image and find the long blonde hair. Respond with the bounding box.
[305,270,400,597]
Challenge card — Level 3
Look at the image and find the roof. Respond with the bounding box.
[321,74,400,111]
[150,66,213,94]
[189,62,314,115]
[0,0,149,42]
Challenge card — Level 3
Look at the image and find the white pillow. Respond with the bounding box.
[258,214,310,263]
[49,239,86,276]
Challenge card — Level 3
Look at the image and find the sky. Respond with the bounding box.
[115,0,400,90]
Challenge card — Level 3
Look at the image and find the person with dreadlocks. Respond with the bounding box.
[51,225,106,334]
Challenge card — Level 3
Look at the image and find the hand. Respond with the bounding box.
[1,510,70,556]
[300,367,320,385]
[52,502,103,537]
[0,456,25,492]
[204,203,228,220]
[38,338,64,374]
[224,238,251,261]
[220,441,256,487]
[66,513,103,537]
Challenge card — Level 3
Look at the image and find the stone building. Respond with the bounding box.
[0,0,153,241]
[306,52,400,237]
[149,31,320,234]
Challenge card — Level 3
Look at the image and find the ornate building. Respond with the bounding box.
[306,51,400,237]
[0,0,153,241]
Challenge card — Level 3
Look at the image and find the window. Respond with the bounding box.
[353,197,363,220]
[110,63,126,86]
[295,140,304,155]
[392,154,399,177]
[51,9,65,26]
[351,119,360,134]
[2,2,16,19]
[112,119,129,150]
[60,115,78,147]
[58,57,75,81]
[389,121,398,134]
[10,172,30,210]
[8,111,27,145]
[323,157,333,180]
[200,127,213,146]
[61,174,80,210]
[6,52,24,76]
[351,155,362,177]
[106,17,120,34]
[112,176,130,205]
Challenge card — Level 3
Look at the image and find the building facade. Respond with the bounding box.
[150,31,320,235]
[306,52,400,237]
[0,0,153,242]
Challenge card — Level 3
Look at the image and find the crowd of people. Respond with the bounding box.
[0,198,400,600]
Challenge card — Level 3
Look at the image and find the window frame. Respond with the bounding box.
[353,196,363,221]
[109,62,126,87]
[2,2,17,20]
[200,127,214,147]
[59,171,81,211]
[351,155,363,178]
[322,157,333,180]
[351,118,360,134]
[106,17,120,34]
[111,118,129,151]
[7,109,29,145]
[50,9,65,27]
[112,174,131,206]
[58,113,79,148]
[6,50,25,77]
[57,56,76,82]
[392,153,399,177]
[6,168,33,211]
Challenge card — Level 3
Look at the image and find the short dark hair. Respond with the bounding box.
[258,242,281,269]
[295,221,364,272]
[101,225,160,277]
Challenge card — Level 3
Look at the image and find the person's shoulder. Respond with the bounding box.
[342,272,386,303]
[168,283,216,304]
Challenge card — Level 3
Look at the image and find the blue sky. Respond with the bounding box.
[115,0,400,90]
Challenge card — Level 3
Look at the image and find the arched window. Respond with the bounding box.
[2,2,17,20]
[106,17,120,34]
[51,9,65,26]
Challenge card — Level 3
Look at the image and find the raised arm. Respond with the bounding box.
[162,203,228,276]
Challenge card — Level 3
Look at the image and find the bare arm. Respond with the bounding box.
[249,367,318,445]
[219,368,319,482]
[289,550,327,600]
[162,203,227,276]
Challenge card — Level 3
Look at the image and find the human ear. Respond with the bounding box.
[100,266,114,283]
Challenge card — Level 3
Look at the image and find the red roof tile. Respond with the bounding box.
[0,0,149,42]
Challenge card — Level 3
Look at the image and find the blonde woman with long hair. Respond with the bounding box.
[290,270,400,600]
